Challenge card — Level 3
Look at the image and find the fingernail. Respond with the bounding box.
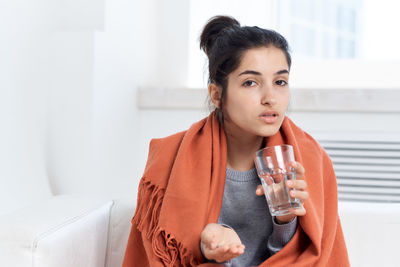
[293,162,297,167]
[287,180,293,186]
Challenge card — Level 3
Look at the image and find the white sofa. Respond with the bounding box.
[339,201,400,267]
[1,196,400,267]
[3,198,400,267]
[0,117,136,267]
[0,195,135,267]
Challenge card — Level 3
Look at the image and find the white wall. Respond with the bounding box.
[0,0,158,204]
[0,0,53,214]
[90,0,158,198]
[46,0,195,199]
[1,0,399,206]
[45,0,104,196]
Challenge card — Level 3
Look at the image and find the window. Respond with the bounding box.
[187,0,400,89]
[277,0,361,59]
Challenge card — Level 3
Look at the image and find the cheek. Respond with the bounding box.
[278,91,290,109]
[226,94,257,114]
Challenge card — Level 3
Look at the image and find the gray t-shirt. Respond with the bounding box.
[205,167,297,267]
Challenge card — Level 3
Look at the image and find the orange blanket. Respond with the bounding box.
[123,112,350,267]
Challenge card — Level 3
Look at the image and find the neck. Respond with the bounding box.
[225,128,264,172]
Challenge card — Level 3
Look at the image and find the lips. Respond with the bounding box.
[259,111,279,124]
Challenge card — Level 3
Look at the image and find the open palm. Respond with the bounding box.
[200,223,245,263]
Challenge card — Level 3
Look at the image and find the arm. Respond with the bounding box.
[267,217,298,255]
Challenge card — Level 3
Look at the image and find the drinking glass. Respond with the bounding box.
[254,144,301,216]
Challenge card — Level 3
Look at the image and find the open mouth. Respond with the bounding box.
[261,113,278,118]
[259,111,279,123]
[260,111,279,118]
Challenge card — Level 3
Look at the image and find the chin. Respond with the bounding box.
[258,126,281,137]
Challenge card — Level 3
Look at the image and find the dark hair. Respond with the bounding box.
[200,15,291,123]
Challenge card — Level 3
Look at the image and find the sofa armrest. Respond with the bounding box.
[0,195,113,267]
[105,197,136,267]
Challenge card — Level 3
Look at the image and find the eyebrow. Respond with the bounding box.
[238,69,289,76]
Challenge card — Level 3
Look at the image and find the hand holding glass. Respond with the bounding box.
[254,144,302,216]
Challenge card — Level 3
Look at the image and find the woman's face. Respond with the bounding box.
[222,46,290,139]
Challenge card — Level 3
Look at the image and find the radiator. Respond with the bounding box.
[317,136,400,203]
[312,134,400,267]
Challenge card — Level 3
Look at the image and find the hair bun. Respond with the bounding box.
[200,15,240,57]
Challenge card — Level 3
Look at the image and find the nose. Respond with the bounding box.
[260,84,277,106]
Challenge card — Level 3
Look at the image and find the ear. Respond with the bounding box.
[208,83,222,108]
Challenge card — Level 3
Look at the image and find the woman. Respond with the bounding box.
[123,16,349,267]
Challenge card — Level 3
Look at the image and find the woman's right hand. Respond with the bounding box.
[200,223,245,263]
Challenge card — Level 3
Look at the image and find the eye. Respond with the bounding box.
[275,80,288,86]
[242,80,257,87]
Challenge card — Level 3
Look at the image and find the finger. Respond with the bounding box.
[290,189,309,200]
[237,244,245,254]
[255,185,264,196]
[291,161,305,178]
[287,180,308,190]
[289,189,309,202]
[226,243,245,254]
[233,244,245,254]
[229,246,238,254]
[231,243,244,252]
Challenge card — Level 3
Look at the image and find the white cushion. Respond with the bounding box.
[339,201,400,267]
[0,195,113,267]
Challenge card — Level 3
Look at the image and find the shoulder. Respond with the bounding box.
[147,116,210,156]
[143,116,210,180]
[148,130,187,153]
[146,130,186,166]
[140,130,187,186]
[285,117,337,187]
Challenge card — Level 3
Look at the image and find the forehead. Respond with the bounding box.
[235,46,289,73]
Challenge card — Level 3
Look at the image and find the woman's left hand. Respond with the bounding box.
[255,161,309,224]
